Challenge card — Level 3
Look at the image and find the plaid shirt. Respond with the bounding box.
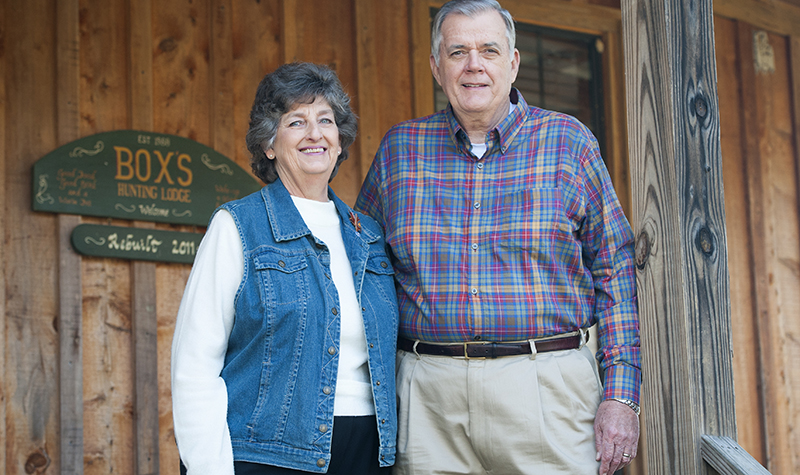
[356,90,640,402]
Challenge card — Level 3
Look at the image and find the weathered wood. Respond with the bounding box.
[700,436,771,475]
[78,2,136,473]
[714,0,800,37]
[131,0,159,473]
[56,1,83,472]
[602,28,632,215]
[230,0,282,173]
[621,0,736,473]
[355,0,381,181]
[211,0,236,160]
[736,24,800,475]
[0,0,7,471]
[4,0,61,473]
[714,16,767,465]
[410,0,435,118]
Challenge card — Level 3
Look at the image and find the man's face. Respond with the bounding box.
[430,10,520,128]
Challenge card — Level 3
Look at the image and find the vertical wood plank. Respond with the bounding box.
[0,0,7,471]
[130,0,159,473]
[78,2,135,472]
[210,0,236,159]
[4,0,61,472]
[603,27,632,215]
[56,0,84,473]
[281,0,299,63]
[410,0,435,118]
[714,16,767,465]
[622,0,736,473]
[355,0,380,181]
[231,0,282,171]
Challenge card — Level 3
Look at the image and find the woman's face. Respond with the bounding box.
[266,97,341,198]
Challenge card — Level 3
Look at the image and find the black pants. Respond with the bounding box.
[180,416,390,475]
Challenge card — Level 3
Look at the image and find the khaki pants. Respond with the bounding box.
[394,345,602,475]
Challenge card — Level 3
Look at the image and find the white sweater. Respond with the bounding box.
[171,201,373,475]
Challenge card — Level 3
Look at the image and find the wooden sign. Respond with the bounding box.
[71,224,204,264]
[32,130,262,226]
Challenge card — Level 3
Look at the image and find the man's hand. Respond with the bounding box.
[594,399,640,475]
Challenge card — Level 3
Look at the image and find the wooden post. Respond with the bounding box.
[130,1,159,473]
[621,0,736,473]
[56,0,83,473]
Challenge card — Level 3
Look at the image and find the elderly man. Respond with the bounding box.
[356,0,640,474]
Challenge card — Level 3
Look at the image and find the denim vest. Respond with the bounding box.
[218,179,398,472]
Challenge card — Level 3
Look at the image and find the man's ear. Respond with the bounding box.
[430,54,442,86]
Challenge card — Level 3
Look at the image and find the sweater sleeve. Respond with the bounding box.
[171,210,243,475]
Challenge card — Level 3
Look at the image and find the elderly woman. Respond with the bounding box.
[171,62,398,475]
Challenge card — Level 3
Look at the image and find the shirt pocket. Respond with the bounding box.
[490,187,575,253]
[252,250,309,308]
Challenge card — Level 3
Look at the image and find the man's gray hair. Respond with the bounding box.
[430,0,516,66]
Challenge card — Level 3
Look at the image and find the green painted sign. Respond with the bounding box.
[33,130,262,226]
[71,224,204,264]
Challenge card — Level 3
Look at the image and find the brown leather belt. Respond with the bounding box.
[398,332,587,359]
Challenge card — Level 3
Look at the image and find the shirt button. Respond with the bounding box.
[477,163,484,169]
[380,261,388,268]
[319,424,328,433]
[278,260,285,267]
[328,346,336,355]
[376,381,381,386]
[369,343,374,348]
[331,307,338,315]
[473,201,481,209]
[317,459,326,467]
[471,243,478,251]
[471,287,478,295]
[323,386,332,395]
[381,419,386,424]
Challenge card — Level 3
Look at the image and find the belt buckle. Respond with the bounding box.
[463,341,489,360]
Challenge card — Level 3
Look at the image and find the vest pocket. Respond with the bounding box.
[253,250,309,306]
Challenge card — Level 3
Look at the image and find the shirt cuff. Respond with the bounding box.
[602,363,642,405]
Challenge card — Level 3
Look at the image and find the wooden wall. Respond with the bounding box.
[1,0,799,473]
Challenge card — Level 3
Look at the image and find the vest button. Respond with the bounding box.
[317,459,326,467]
[328,346,336,355]
[331,307,338,315]
[323,386,332,395]
[278,260,285,267]
[319,424,328,433]
[380,261,388,268]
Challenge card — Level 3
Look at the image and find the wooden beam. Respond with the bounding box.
[700,436,770,475]
[130,0,159,473]
[355,0,381,182]
[714,0,800,37]
[0,0,8,470]
[210,0,236,159]
[621,0,736,473]
[56,0,83,473]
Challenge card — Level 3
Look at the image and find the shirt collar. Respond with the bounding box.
[443,88,528,157]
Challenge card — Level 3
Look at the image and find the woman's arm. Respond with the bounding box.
[171,210,243,475]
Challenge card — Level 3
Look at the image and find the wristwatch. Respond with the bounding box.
[612,398,640,416]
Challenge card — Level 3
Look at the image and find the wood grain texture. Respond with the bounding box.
[4,0,61,473]
[78,1,136,473]
[622,0,736,473]
[355,0,414,183]
[0,0,7,470]
[737,25,800,474]
[131,0,159,473]
[715,0,800,36]
[56,0,84,473]
[700,435,771,475]
[713,16,767,465]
